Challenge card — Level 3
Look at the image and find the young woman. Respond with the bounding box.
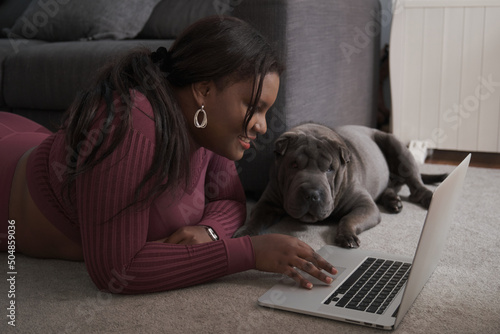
[0,17,337,294]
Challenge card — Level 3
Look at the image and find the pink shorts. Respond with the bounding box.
[0,112,52,251]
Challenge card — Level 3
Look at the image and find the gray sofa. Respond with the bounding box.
[0,0,380,197]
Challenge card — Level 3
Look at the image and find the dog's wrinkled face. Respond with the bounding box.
[274,128,350,223]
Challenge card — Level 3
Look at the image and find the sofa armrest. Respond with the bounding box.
[233,0,381,197]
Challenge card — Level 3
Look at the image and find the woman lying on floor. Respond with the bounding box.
[0,16,337,294]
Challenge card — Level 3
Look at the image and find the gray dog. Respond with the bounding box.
[234,123,447,248]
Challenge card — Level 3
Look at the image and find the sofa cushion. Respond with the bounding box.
[3,40,174,111]
[0,38,47,107]
[138,0,224,39]
[0,0,32,31]
[4,0,162,41]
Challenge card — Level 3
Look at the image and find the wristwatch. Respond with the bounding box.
[205,226,219,241]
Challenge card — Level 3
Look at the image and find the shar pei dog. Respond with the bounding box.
[234,123,447,248]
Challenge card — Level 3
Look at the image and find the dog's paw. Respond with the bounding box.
[420,194,432,209]
[334,232,360,249]
[388,198,403,213]
[381,195,403,213]
[409,188,433,209]
[385,196,403,213]
[378,188,403,214]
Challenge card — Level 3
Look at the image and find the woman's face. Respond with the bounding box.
[197,72,280,161]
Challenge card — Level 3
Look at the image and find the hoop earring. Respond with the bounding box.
[194,105,208,128]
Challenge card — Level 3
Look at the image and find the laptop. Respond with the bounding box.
[258,154,471,330]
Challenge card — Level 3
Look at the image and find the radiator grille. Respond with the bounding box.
[390,0,500,153]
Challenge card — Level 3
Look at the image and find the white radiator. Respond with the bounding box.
[390,0,500,153]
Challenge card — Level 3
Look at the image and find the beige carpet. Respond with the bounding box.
[1,163,499,333]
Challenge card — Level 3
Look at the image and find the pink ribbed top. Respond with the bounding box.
[25,91,255,294]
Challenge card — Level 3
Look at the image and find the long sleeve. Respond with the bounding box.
[76,96,255,294]
[197,154,247,239]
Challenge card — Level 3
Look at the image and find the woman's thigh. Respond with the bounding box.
[0,112,51,251]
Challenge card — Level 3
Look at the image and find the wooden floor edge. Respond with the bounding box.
[425,149,500,169]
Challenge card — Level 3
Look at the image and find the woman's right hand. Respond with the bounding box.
[250,234,338,289]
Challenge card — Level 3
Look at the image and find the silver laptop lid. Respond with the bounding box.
[394,154,470,328]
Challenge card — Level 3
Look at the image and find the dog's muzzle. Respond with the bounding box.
[303,188,321,203]
[285,184,332,223]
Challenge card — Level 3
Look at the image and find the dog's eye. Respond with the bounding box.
[327,164,334,173]
[291,161,298,169]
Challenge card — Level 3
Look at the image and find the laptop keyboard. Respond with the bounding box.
[324,257,411,315]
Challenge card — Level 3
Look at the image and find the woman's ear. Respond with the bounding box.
[191,81,212,106]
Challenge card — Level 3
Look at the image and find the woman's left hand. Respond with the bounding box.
[159,226,214,245]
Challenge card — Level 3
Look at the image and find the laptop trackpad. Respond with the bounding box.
[278,266,347,287]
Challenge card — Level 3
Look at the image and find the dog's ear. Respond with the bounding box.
[274,132,299,156]
[274,136,290,156]
[322,136,351,164]
[338,144,351,164]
